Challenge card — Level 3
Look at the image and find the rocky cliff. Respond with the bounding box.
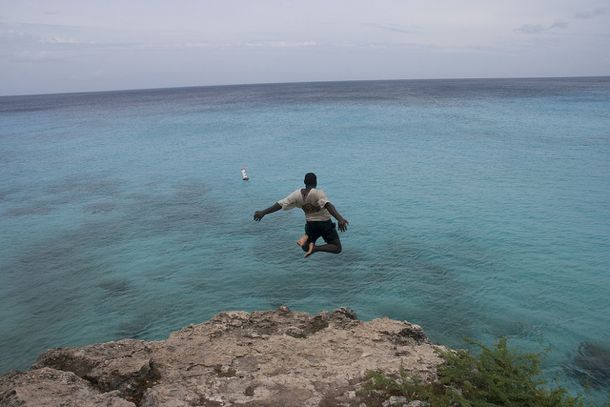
[0,307,446,407]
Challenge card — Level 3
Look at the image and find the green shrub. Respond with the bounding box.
[358,338,600,407]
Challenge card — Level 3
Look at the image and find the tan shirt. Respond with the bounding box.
[277,188,331,221]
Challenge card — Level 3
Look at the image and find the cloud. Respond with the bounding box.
[517,24,545,34]
[574,7,607,19]
[0,21,149,56]
[177,41,224,49]
[244,40,317,48]
[364,23,415,34]
[40,35,95,45]
[549,21,568,30]
[12,50,61,62]
[0,22,98,47]
[517,21,568,34]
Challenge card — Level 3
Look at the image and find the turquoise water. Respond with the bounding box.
[1,78,609,403]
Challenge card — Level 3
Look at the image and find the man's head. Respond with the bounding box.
[304,172,317,188]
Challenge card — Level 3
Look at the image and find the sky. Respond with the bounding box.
[1,0,609,95]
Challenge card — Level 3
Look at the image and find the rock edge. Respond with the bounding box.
[0,307,446,407]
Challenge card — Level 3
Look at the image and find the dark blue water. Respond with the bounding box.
[1,78,609,403]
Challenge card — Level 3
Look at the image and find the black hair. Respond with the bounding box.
[304,172,317,187]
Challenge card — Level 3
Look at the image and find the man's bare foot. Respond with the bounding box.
[296,234,309,247]
[304,242,315,258]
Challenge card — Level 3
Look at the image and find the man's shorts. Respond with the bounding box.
[305,220,340,245]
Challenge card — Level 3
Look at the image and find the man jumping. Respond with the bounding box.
[253,173,348,257]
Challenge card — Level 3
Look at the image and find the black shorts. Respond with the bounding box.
[305,220,340,245]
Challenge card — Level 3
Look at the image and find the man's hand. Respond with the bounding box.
[254,203,282,222]
[338,218,349,232]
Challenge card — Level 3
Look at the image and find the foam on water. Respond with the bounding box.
[1,78,609,403]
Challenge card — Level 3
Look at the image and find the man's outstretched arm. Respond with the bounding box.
[324,202,349,232]
[253,202,282,221]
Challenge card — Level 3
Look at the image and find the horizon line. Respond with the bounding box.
[2,74,609,98]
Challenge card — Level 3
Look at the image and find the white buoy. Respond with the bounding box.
[241,168,249,181]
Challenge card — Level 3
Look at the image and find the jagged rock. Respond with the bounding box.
[1,308,446,406]
[383,395,408,406]
[34,339,159,403]
[570,341,610,387]
[277,305,291,314]
[384,321,429,346]
[334,307,358,320]
[0,367,135,407]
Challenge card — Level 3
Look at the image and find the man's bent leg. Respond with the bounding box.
[302,222,319,253]
[311,241,342,254]
[303,220,342,257]
[310,221,342,255]
[304,242,315,257]
[297,234,309,247]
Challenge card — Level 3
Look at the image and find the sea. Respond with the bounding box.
[1,77,609,403]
